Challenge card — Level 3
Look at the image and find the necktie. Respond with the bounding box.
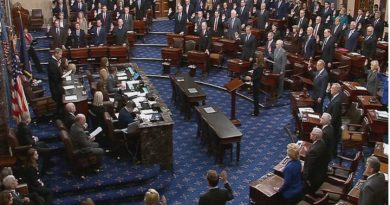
[178,14,181,21]
[231,18,235,28]
[103,13,106,21]
[268,41,272,52]
[186,5,189,14]
[56,28,60,35]
[298,18,303,28]
[334,25,338,34]
[97,27,100,36]
[365,35,370,40]
[305,37,310,53]
[214,18,218,31]
[375,19,379,26]
[126,14,128,21]
[314,24,319,36]
[322,37,328,50]
[348,30,353,38]
[356,15,360,23]
[246,34,249,42]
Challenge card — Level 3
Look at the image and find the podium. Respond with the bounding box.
[249,172,284,205]
[161,47,182,67]
[224,78,244,126]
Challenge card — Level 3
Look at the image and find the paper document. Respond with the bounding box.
[307,113,320,119]
[188,88,198,93]
[384,143,388,155]
[204,107,216,113]
[64,95,77,101]
[140,109,158,115]
[62,70,72,78]
[298,107,314,116]
[355,86,367,90]
[116,72,126,77]
[176,78,184,82]
[124,92,140,98]
[63,85,75,90]
[118,76,127,80]
[90,127,102,139]
[376,110,388,119]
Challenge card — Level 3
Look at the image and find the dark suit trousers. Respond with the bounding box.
[35,142,53,174]
[28,47,43,72]
[313,99,323,113]
[253,86,260,115]
[31,185,53,205]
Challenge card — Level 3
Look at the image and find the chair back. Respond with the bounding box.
[313,193,330,205]
[172,38,184,49]
[346,102,364,124]
[184,40,196,53]
[70,48,89,63]
[89,46,108,59]
[109,46,129,62]
[59,129,74,161]
[342,173,354,194]
[7,128,20,148]
[31,9,42,18]
[55,119,68,131]
[103,112,115,142]
[350,151,362,173]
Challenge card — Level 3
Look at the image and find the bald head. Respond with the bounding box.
[75,114,86,126]
[231,9,237,18]
[65,103,76,113]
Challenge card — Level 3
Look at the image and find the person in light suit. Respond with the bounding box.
[225,9,242,40]
[344,21,359,52]
[309,60,329,113]
[198,170,234,205]
[364,60,380,96]
[273,40,287,98]
[359,156,387,205]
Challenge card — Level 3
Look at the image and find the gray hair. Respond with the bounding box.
[321,113,332,124]
[311,127,323,140]
[2,175,16,189]
[367,156,381,173]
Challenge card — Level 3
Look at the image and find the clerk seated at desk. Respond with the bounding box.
[107,67,122,94]
[118,101,136,129]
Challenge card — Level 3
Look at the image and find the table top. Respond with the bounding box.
[290,92,314,103]
[357,95,383,108]
[195,106,242,141]
[301,112,321,125]
[273,156,304,175]
[373,142,388,162]
[62,75,88,103]
[249,172,284,197]
[348,179,364,200]
[172,74,206,101]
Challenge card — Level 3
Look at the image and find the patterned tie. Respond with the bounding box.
[214,18,218,31]
[322,37,328,50]
[348,30,353,39]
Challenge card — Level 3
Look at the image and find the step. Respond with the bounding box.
[133,46,161,59]
[53,171,171,205]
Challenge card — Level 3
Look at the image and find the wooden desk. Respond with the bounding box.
[341,81,369,105]
[357,96,383,113]
[187,50,209,74]
[166,33,184,47]
[299,112,321,141]
[227,58,250,77]
[260,71,281,99]
[343,52,366,78]
[249,172,284,205]
[161,47,182,67]
[347,179,364,204]
[62,75,89,116]
[373,142,388,162]
[289,91,314,116]
[273,156,304,177]
[172,74,206,119]
[195,106,242,164]
[366,109,388,142]
[217,38,238,56]
[0,155,17,168]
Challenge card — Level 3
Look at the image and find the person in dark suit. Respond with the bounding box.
[63,103,76,130]
[359,156,387,205]
[47,20,67,49]
[354,9,366,28]
[225,10,242,40]
[71,0,86,12]
[312,16,324,42]
[174,6,187,34]
[135,0,149,20]
[106,67,121,94]
[285,25,301,54]
[209,10,224,37]
[321,29,335,68]
[321,2,332,24]
[112,19,129,45]
[198,22,211,53]
[309,60,329,113]
[96,5,112,33]
[325,83,342,156]
[302,27,316,60]
[273,0,287,20]
[89,19,107,46]
[70,114,105,156]
[254,3,269,29]
[194,0,204,12]
[236,25,257,61]
[48,48,63,116]
[192,11,206,33]
[362,26,377,60]
[219,2,231,19]
[246,60,263,116]
[2,174,44,205]
[23,148,54,205]
[264,32,276,59]
[118,101,136,129]
[273,40,287,98]
[344,21,359,52]
[320,113,334,163]
[183,0,195,21]
[364,60,380,96]
[119,7,134,31]
[57,12,69,31]
[237,0,250,26]
[52,0,68,19]
[371,11,384,40]
[70,22,86,48]
[296,10,309,32]
[303,128,328,194]
[275,143,304,204]
[331,17,344,46]
[198,170,234,205]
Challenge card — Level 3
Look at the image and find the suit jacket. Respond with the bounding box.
[58,19,69,30]
[273,0,287,19]
[90,26,107,45]
[354,15,366,27]
[225,17,241,40]
[296,17,309,32]
[16,122,34,146]
[71,2,87,12]
[344,29,359,52]
[371,18,384,39]
[96,12,112,33]
[112,26,129,45]
[174,12,187,34]
[209,16,224,37]
[10,190,25,205]
[135,0,149,20]
[321,36,335,64]
[119,13,134,31]
[303,139,328,193]
[272,47,287,74]
[198,30,211,52]
[52,4,68,19]
[264,39,275,59]
[70,123,96,150]
[107,74,119,93]
[321,7,332,23]
[198,183,234,205]
[71,29,86,48]
[312,23,324,40]
[362,35,377,59]
[183,3,195,21]
[237,5,250,25]
[48,56,63,102]
[118,107,135,129]
[240,34,257,60]
[255,9,269,29]
[219,8,231,19]
[365,66,380,96]
[326,93,342,130]
[311,69,329,101]
[302,35,316,59]
[358,173,387,205]
[331,23,343,44]
[322,125,334,162]
[63,112,76,130]
[48,27,67,49]
[285,32,301,54]
[252,66,263,89]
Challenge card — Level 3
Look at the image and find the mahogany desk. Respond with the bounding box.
[217,38,238,56]
[373,142,388,162]
[346,179,364,204]
[161,47,182,67]
[273,156,304,177]
[366,109,388,142]
[195,106,242,164]
[62,75,89,116]
[289,92,314,125]
[343,52,366,78]
[260,71,281,100]
[172,74,206,120]
[187,50,209,74]
[341,81,369,105]
[249,172,284,205]
[227,58,250,77]
[357,96,383,113]
[298,112,321,141]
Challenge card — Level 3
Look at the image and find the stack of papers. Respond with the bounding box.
[188,88,197,93]
[307,113,320,119]
[376,110,388,120]
[63,85,75,90]
[124,91,140,98]
[383,143,388,155]
[298,107,314,116]
[116,72,126,77]
[118,76,127,80]
[65,95,77,101]
[355,86,367,90]
[204,107,216,113]
[140,109,158,115]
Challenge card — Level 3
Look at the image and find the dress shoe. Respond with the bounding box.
[250,112,259,116]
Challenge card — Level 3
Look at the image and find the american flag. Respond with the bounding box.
[11,55,29,122]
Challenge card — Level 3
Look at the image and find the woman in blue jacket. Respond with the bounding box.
[275,143,304,205]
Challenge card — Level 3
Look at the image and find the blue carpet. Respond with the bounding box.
[150,20,174,32]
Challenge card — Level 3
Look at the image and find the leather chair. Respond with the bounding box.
[340,117,370,154]
[182,40,196,60]
[59,129,102,175]
[28,95,57,119]
[172,37,184,49]
[341,102,364,126]
[89,46,108,63]
[29,9,44,30]
[316,173,354,203]
[297,193,330,205]
[328,151,362,180]
[209,42,224,69]
[134,20,147,42]
[330,55,351,82]
[7,128,32,162]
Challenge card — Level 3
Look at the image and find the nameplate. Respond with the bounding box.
[203,107,216,114]
[188,88,197,93]
[64,95,77,101]
[63,85,75,90]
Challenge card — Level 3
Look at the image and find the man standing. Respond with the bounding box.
[319,113,334,163]
[90,19,107,46]
[302,27,316,60]
[199,170,234,205]
[198,22,211,53]
[48,48,63,116]
[264,32,275,59]
[112,19,129,46]
[371,11,384,40]
[47,20,67,49]
[255,3,269,30]
[96,5,112,33]
[70,22,86,48]
[174,6,187,34]
[273,40,287,98]
[210,10,223,37]
[362,26,377,60]
[344,21,359,52]
[321,29,335,68]
[120,7,134,32]
[359,156,387,205]
[225,10,242,40]
[325,83,342,156]
[303,128,328,194]
[236,25,257,62]
[309,60,329,113]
